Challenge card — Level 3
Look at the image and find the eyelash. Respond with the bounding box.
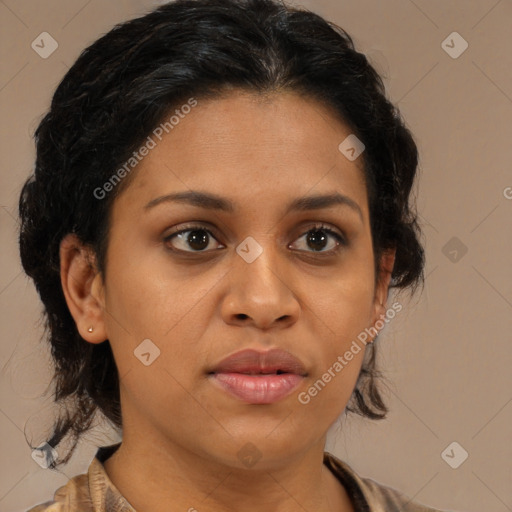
[163,222,347,256]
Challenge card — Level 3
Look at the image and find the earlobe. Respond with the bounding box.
[60,234,107,344]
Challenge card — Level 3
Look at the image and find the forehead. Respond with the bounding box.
[114,90,369,219]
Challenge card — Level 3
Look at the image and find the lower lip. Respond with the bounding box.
[210,373,304,404]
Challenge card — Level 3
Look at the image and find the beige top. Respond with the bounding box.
[26,443,451,512]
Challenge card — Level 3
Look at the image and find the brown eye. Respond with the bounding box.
[163,222,346,255]
[291,225,346,254]
[164,225,222,252]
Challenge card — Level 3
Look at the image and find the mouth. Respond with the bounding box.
[208,348,307,404]
[208,372,305,404]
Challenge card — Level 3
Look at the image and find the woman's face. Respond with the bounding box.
[89,90,393,468]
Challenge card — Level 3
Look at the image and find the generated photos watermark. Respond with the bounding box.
[93,97,198,200]
[298,301,402,404]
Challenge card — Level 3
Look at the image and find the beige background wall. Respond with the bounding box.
[1,1,511,511]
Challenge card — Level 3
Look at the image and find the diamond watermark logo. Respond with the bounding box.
[338,134,365,161]
[236,236,263,263]
[442,236,468,263]
[31,32,58,59]
[31,442,58,469]
[441,32,468,59]
[441,441,468,469]
[134,338,161,366]
[237,442,262,468]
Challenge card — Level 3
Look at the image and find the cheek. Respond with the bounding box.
[306,267,375,343]
[297,288,369,418]
[299,262,375,405]
[103,237,205,334]
[102,249,219,384]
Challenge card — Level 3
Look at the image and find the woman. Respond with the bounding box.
[19,0,449,510]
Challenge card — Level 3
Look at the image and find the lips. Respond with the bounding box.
[208,348,307,404]
[209,348,307,376]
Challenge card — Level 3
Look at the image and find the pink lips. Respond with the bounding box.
[208,348,307,404]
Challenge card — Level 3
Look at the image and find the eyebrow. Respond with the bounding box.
[144,190,363,221]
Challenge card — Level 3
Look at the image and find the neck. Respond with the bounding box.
[103,432,354,512]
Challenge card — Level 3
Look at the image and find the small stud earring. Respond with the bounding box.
[87,326,94,333]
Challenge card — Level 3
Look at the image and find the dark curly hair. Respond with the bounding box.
[18,0,425,468]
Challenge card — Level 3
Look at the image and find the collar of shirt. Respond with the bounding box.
[35,442,441,512]
[86,442,373,511]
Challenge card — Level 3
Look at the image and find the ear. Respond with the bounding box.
[60,233,108,344]
[370,248,396,338]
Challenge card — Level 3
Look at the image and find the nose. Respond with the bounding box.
[220,242,301,331]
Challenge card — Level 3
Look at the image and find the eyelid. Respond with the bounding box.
[163,221,347,254]
[289,223,347,252]
[163,222,224,248]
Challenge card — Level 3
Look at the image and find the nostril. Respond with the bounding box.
[236,314,249,320]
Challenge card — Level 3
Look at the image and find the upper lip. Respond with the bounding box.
[209,348,307,376]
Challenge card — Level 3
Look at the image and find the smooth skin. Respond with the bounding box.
[60,89,395,512]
